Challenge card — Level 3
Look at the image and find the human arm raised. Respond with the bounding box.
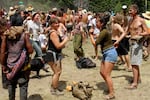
[50,31,69,49]
[24,32,33,54]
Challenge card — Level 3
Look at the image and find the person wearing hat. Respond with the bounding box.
[26,5,34,12]
[51,7,58,18]
[25,4,34,17]
[7,7,16,20]
[142,11,150,60]
[142,11,150,34]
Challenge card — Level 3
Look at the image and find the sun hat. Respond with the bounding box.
[26,5,34,12]
[9,7,14,10]
[52,7,57,12]
[8,6,16,17]
[142,11,150,20]
[14,5,19,10]
[81,9,87,14]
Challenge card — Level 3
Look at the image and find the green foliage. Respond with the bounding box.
[58,0,76,10]
[89,0,133,13]
[0,0,149,13]
[148,1,150,11]
[131,0,145,12]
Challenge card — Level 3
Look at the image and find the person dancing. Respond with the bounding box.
[93,13,118,99]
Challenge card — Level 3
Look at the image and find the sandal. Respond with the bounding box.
[104,94,115,100]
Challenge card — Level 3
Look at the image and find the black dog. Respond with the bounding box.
[30,58,48,78]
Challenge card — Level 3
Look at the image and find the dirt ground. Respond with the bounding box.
[0,39,150,100]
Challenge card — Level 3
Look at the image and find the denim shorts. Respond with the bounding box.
[102,47,118,63]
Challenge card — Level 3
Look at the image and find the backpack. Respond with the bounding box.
[72,81,93,100]
[76,57,96,69]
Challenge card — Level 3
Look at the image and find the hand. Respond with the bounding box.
[63,35,69,42]
[114,41,119,48]
[2,66,9,74]
[131,35,143,41]
[89,28,94,33]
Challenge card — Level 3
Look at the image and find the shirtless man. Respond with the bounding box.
[126,4,148,89]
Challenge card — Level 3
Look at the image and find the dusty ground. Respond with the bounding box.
[0,38,150,100]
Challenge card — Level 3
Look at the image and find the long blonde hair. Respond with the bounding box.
[113,13,124,25]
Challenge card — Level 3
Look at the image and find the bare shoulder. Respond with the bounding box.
[115,23,121,28]
[138,16,145,22]
[112,23,121,31]
[50,31,58,39]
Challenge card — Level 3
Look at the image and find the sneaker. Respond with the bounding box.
[50,88,64,95]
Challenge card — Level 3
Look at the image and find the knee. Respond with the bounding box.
[100,70,104,76]
[100,70,107,78]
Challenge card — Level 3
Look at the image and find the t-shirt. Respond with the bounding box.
[96,28,113,52]
[27,20,44,41]
[39,34,47,48]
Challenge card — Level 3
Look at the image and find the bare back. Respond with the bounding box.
[111,23,123,40]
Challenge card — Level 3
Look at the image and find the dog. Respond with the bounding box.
[30,58,48,78]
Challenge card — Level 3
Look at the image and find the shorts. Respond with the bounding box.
[122,37,130,52]
[130,40,142,66]
[43,50,62,63]
[112,40,128,55]
[102,47,118,63]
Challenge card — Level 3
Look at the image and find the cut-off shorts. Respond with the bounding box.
[102,47,118,63]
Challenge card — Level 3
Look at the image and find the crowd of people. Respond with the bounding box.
[0,3,150,100]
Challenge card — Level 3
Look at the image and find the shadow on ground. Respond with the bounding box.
[28,94,43,100]
[30,74,52,79]
[58,80,67,91]
[96,82,108,94]
[112,75,133,84]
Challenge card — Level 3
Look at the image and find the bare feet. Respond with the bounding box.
[125,83,137,90]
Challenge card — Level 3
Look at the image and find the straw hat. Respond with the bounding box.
[87,11,92,15]
[8,6,16,17]
[26,5,34,12]
[14,5,19,10]
[52,7,57,12]
[9,7,14,10]
[142,11,150,20]
[82,9,87,14]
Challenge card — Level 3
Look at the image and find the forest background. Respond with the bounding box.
[0,0,150,14]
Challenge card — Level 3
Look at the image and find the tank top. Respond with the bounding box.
[47,30,62,53]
